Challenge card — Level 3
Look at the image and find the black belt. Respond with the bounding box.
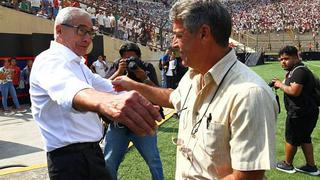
[48,142,100,156]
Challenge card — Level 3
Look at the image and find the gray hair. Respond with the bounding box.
[169,0,231,47]
[54,7,91,39]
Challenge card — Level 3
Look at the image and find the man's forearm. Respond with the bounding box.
[72,88,162,136]
[280,83,302,97]
[131,82,174,108]
[72,88,113,113]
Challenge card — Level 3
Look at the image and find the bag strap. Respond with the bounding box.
[288,65,305,77]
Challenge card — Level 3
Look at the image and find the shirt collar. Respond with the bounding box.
[50,41,85,63]
[206,49,237,85]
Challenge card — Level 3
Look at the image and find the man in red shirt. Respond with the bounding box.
[10,58,21,89]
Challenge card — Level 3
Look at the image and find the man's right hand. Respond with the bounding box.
[99,90,162,136]
[116,58,127,75]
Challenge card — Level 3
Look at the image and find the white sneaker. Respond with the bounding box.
[4,110,15,116]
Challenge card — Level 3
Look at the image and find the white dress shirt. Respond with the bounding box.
[30,41,114,152]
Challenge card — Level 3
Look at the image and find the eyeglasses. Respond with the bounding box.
[61,24,96,39]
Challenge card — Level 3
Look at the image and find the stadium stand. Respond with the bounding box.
[1,0,319,54]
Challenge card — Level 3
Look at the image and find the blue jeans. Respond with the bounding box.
[161,70,167,88]
[104,123,163,180]
[0,81,20,110]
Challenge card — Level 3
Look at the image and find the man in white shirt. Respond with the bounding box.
[109,13,116,37]
[30,7,161,180]
[90,55,108,77]
[103,13,112,35]
[29,0,40,14]
[86,6,96,25]
[96,10,105,33]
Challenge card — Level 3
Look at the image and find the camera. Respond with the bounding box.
[268,81,275,87]
[268,81,279,90]
[125,56,144,82]
[126,56,142,72]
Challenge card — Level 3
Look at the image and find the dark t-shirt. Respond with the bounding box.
[105,59,159,86]
[284,63,317,115]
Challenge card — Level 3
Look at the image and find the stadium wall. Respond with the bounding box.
[0,5,53,34]
[0,5,163,63]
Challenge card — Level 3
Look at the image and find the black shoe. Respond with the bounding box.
[276,161,296,174]
[295,164,320,176]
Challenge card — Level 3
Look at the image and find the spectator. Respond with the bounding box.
[112,1,277,179]
[159,48,171,88]
[272,46,320,176]
[165,51,176,89]
[86,6,96,25]
[52,0,59,19]
[96,11,105,33]
[109,13,116,37]
[41,0,49,16]
[20,60,33,90]
[0,60,23,114]
[29,0,41,14]
[90,55,108,78]
[103,12,112,35]
[29,7,161,179]
[19,0,31,13]
[104,42,163,180]
[10,58,21,89]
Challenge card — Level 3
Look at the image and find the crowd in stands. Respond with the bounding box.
[2,0,320,50]
[1,0,172,50]
[227,0,320,35]
[80,0,172,49]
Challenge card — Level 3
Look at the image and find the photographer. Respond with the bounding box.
[104,42,163,180]
[273,46,319,176]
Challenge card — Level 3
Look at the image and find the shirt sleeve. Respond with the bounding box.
[80,62,114,93]
[229,86,277,170]
[290,68,308,85]
[37,60,92,110]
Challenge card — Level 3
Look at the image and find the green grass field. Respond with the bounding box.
[118,61,320,180]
